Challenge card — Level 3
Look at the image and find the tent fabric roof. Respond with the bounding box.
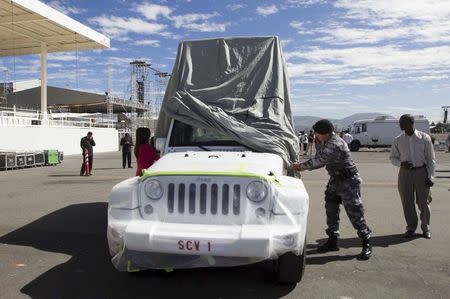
[0,0,109,57]
[6,86,150,113]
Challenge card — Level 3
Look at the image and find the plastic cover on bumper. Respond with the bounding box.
[107,175,309,272]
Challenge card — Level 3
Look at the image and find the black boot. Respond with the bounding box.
[359,238,372,260]
[317,236,339,253]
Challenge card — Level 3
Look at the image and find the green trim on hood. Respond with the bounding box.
[140,169,280,184]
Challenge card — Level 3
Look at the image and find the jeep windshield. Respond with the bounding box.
[169,120,244,147]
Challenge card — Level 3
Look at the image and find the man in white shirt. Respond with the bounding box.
[343,132,353,145]
[390,114,435,239]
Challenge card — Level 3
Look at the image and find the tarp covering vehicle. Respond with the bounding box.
[156,36,300,166]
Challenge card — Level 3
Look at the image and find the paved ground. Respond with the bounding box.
[0,150,449,299]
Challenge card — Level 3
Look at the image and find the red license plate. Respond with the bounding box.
[177,240,212,252]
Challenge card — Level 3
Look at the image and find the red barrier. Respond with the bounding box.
[84,149,89,176]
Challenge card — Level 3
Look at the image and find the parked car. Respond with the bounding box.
[107,36,309,284]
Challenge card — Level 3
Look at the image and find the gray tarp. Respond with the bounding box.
[156,36,299,166]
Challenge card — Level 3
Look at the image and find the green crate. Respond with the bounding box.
[45,150,60,165]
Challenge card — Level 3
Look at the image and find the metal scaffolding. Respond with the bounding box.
[129,60,170,132]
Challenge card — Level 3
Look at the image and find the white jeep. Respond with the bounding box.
[107,36,309,284]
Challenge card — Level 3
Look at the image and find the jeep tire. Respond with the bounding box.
[274,238,306,284]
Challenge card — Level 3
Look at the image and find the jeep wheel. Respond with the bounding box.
[350,141,360,152]
[274,240,306,284]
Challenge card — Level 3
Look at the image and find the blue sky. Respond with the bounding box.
[1,0,450,122]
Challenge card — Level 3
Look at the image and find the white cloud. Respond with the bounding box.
[336,76,386,86]
[286,0,325,6]
[256,5,279,16]
[226,3,246,11]
[289,21,315,34]
[184,22,228,32]
[287,46,450,70]
[104,56,135,64]
[285,45,450,85]
[411,74,449,81]
[171,12,228,32]
[45,0,85,15]
[134,3,172,20]
[48,53,90,62]
[90,15,167,38]
[133,39,161,47]
[172,12,218,27]
[309,0,450,45]
[314,26,412,45]
[335,0,450,23]
[281,39,293,47]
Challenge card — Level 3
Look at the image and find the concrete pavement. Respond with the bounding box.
[0,150,449,299]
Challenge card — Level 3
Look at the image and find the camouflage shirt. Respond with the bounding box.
[300,133,358,176]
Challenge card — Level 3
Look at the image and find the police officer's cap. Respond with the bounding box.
[313,119,334,134]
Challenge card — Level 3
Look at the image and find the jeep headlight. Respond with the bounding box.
[246,181,268,202]
[144,179,163,200]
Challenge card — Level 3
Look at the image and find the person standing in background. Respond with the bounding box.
[301,132,308,153]
[446,131,450,152]
[120,133,133,169]
[80,131,95,176]
[390,114,435,239]
[305,130,314,156]
[343,131,354,145]
[134,127,160,176]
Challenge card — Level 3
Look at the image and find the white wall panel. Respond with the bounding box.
[0,127,118,155]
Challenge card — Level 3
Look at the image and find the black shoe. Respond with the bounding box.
[128,166,133,168]
[405,230,415,238]
[359,239,372,260]
[80,173,84,176]
[317,236,339,253]
[423,231,431,239]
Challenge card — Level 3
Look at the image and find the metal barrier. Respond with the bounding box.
[0,109,115,128]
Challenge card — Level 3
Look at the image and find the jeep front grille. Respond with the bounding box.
[167,183,241,215]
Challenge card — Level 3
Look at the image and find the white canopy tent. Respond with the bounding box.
[0,0,110,120]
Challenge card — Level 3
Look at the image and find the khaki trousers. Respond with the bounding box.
[398,167,431,232]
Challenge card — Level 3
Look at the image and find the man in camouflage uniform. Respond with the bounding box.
[292,119,372,260]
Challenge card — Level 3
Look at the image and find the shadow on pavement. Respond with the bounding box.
[43,179,123,185]
[303,234,417,264]
[313,234,418,250]
[92,167,127,170]
[306,255,356,264]
[47,174,82,177]
[0,203,295,299]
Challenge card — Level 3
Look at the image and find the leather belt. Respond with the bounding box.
[410,165,426,170]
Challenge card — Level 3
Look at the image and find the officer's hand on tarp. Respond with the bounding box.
[425,178,434,188]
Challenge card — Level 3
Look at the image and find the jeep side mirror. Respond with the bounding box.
[155,138,166,153]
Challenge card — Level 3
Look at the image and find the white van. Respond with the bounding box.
[349,116,430,151]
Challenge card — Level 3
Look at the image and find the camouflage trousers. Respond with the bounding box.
[324,175,372,240]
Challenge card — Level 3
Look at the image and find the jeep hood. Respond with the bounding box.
[142,151,284,179]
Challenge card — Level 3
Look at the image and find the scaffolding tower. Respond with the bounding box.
[153,72,170,118]
[129,60,170,132]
